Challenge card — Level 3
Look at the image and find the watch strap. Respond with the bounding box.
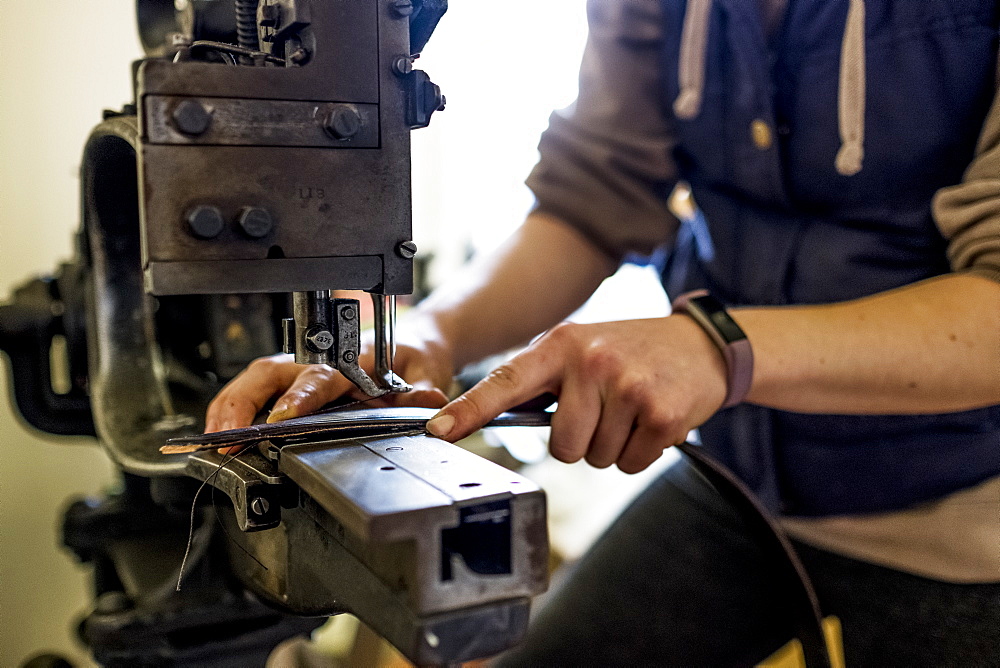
[672,290,754,409]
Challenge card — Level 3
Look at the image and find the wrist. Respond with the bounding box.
[668,314,729,409]
[671,291,754,408]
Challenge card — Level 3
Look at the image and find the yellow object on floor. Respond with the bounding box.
[758,616,846,668]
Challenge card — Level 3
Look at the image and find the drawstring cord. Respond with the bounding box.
[674,0,713,120]
[673,0,867,177]
[836,0,866,176]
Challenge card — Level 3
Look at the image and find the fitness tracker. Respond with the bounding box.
[671,290,754,409]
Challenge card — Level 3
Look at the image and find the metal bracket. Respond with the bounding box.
[402,69,446,129]
[186,448,287,531]
[332,297,389,397]
[258,0,312,45]
[283,292,411,398]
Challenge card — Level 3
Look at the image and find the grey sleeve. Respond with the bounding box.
[525,0,680,262]
[931,61,1000,284]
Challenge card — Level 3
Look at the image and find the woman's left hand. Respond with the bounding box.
[425,315,728,474]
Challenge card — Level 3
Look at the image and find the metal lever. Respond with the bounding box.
[282,292,411,398]
[332,297,386,398]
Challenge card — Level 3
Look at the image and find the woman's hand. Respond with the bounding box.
[425,316,728,474]
[205,322,455,433]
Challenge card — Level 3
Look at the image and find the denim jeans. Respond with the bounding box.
[497,457,1000,667]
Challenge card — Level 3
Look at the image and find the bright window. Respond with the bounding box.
[410,2,590,286]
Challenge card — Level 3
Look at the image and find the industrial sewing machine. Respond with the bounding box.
[0,1,548,665]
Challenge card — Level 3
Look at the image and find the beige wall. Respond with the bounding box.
[0,4,139,665]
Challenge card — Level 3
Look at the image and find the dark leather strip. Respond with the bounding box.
[677,442,831,667]
[161,406,552,453]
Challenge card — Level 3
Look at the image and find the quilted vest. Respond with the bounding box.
[660,0,1000,515]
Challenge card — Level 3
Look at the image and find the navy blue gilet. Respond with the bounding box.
[660,0,1000,515]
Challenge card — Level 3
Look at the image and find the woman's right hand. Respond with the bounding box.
[204,324,455,433]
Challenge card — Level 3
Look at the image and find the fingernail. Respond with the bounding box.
[268,405,293,423]
[425,413,456,438]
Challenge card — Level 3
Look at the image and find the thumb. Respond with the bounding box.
[426,356,553,442]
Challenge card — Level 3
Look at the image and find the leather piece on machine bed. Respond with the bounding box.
[160,406,553,454]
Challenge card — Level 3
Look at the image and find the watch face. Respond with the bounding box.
[691,295,747,343]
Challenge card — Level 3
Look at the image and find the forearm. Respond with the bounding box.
[734,273,1000,414]
[413,212,618,371]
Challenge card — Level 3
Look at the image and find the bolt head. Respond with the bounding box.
[288,47,310,65]
[186,206,224,239]
[397,240,418,259]
[343,350,357,363]
[305,328,334,352]
[171,99,212,136]
[250,497,271,516]
[238,207,274,238]
[324,105,362,140]
[341,306,357,321]
[392,56,414,76]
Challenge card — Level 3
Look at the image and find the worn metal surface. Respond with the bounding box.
[281,433,548,615]
[190,429,548,665]
[144,256,384,296]
[179,426,548,664]
[146,96,380,147]
[186,448,287,531]
[137,0,418,298]
[80,118,281,475]
[284,293,391,396]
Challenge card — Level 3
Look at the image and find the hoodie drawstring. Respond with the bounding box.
[674,0,713,120]
[673,0,867,176]
[835,0,866,176]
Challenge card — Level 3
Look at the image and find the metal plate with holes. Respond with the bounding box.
[280,433,541,540]
[146,96,380,148]
[279,433,548,616]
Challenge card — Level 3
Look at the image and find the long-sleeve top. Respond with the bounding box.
[525,0,1000,583]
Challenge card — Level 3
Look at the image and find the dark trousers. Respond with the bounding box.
[497,458,1000,667]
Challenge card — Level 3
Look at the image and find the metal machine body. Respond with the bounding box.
[0,2,550,665]
[136,0,442,397]
[185,429,547,665]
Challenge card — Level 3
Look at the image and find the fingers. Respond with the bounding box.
[205,354,302,432]
[396,380,449,409]
[267,364,354,422]
[616,422,677,474]
[585,396,639,469]
[427,352,557,442]
[367,381,449,410]
[548,380,601,465]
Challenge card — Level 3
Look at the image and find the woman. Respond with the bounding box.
[209,1,1000,663]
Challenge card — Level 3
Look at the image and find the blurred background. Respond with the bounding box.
[0,2,671,665]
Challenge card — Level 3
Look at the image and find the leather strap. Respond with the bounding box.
[672,290,754,408]
[676,442,832,667]
[161,406,552,453]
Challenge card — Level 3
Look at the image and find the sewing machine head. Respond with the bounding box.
[136,0,445,395]
[1,3,550,665]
